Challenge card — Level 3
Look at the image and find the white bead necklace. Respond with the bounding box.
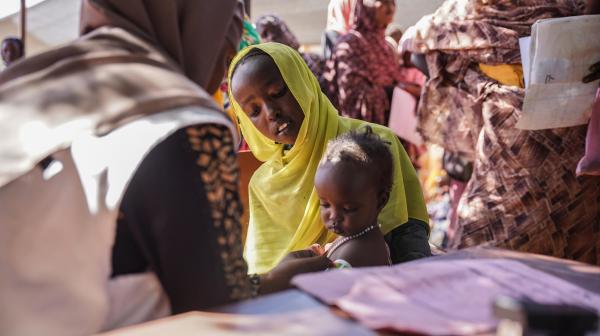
[326,224,380,258]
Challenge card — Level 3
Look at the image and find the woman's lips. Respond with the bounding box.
[275,121,293,137]
[277,122,289,133]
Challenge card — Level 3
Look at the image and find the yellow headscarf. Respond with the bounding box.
[228,42,428,274]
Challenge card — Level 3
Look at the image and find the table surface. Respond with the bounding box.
[106,248,600,335]
[217,247,600,316]
[213,289,323,315]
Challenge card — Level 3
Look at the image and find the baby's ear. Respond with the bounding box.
[377,190,390,211]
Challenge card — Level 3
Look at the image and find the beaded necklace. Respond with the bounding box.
[326,224,380,258]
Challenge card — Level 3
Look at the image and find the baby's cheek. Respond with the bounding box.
[319,208,329,220]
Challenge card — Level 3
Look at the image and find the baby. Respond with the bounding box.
[312,127,393,268]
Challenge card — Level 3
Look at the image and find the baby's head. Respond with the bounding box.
[315,127,393,237]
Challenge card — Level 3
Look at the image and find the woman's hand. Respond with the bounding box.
[259,250,333,295]
[309,244,326,256]
[397,82,422,98]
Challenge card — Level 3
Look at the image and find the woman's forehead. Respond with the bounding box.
[233,54,282,89]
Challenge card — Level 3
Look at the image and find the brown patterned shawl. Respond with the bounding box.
[0,0,244,187]
[322,0,404,125]
[409,0,600,264]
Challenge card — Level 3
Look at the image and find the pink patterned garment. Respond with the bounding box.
[323,0,405,125]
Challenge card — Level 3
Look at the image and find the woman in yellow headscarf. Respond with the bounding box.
[229,42,430,274]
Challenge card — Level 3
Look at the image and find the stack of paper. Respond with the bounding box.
[518,15,600,130]
[292,258,600,335]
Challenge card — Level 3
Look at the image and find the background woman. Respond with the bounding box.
[323,0,413,126]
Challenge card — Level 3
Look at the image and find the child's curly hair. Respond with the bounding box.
[320,126,394,195]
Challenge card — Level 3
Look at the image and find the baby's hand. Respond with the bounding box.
[310,244,326,256]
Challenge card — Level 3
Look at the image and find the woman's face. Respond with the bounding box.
[231,53,304,145]
[372,0,395,29]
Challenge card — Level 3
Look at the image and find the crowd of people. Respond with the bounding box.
[0,0,598,334]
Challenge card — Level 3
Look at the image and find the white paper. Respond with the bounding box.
[519,36,531,88]
[518,15,600,130]
[293,259,600,335]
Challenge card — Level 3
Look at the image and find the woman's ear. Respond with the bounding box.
[377,190,390,211]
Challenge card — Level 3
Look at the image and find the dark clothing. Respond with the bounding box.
[385,219,432,264]
[112,125,251,313]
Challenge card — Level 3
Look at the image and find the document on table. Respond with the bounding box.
[518,14,600,130]
[292,259,600,335]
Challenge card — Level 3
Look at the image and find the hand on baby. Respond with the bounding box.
[309,243,333,256]
[309,244,325,256]
[262,249,333,294]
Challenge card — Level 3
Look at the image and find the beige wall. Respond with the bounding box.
[252,0,445,45]
[0,18,53,71]
[0,0,80,69]
[0,0,446,63]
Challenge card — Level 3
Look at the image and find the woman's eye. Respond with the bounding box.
[270,85,287,99]
[249,105,261,118]
[343,206,357,212]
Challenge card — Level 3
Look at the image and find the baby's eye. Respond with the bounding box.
[319,202,330,208]
[270,85,287,99]
[343,206,357,212]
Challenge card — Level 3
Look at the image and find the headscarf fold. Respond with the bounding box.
[228,42,428,274]
[0,0,244,187]
[80,0,244,89]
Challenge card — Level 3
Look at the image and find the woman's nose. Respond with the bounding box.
[264,103,280,121]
